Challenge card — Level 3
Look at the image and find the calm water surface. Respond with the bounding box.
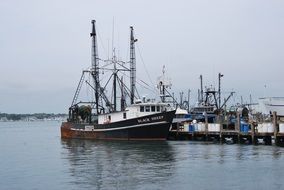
[0,121,283,190]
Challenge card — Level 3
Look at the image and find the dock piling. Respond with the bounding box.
[251,121,255,145]
[273,111,277,145]
[205,113,208,141]
[236,113,240,144]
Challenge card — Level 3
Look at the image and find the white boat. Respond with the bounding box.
[256,97,284,116]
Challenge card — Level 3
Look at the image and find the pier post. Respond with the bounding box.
[175,122,180,140]
[273,111,278,145]
[205,112,208,141]
[236,113,240,144]
[251,122,255,145]
[218,115,222,144]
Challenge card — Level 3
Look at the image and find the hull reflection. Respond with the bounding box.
[61,139,175,189]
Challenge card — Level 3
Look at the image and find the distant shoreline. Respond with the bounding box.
[0,120,65,122]
[0,113,67,122]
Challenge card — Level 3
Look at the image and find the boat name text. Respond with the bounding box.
[137,115,164,123]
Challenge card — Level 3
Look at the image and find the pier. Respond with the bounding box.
[168,111,284,146]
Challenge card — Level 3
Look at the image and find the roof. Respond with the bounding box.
[175,108,188,115]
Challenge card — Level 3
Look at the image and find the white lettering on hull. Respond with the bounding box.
[137,115,164,123]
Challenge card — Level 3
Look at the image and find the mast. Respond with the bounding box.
[113,53,117,111]
[180,92,184,106]
[120,76,126,111]
[198,89,200,103]
[90,20,101,114]
[200,75,203,103]
[157,66,172,104]
[130,26,137,104]
[218,73,223,109]
[161,67,166,103]
[159,66,166,103]
[187,89,191,112]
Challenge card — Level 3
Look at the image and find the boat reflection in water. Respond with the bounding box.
[61,139,175,189]
[60,139,284,190]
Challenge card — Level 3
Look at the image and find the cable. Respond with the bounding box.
[96,23,108,59]
[136,44,156,88]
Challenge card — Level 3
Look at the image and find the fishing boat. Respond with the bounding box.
[61,20,176,140]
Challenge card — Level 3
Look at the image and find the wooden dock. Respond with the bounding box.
[168,112,284,146]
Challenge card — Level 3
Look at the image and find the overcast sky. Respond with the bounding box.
[0,0,283,113]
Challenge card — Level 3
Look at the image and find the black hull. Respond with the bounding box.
[61,110,176,140]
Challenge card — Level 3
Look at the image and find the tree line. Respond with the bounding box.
[0,113,67,121]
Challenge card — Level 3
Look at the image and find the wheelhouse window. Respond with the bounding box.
[151,106,156,112]
[140,106,144,112]
[156,106,160,112]
[145,106,150,112]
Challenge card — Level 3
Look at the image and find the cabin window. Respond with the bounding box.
[140,106,144,112]
[108,115,111,121]
[156,106,160,112]
[151,106,156,112]
[123,112,126,119]
[145,106,150,112]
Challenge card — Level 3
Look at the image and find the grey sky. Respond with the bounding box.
[0,0,283,113]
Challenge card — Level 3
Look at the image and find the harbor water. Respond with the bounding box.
[0,121,284,190]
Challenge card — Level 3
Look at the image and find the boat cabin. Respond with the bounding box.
[98,102,172,124]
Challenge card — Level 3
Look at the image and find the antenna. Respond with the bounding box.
[112,17,115,57]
